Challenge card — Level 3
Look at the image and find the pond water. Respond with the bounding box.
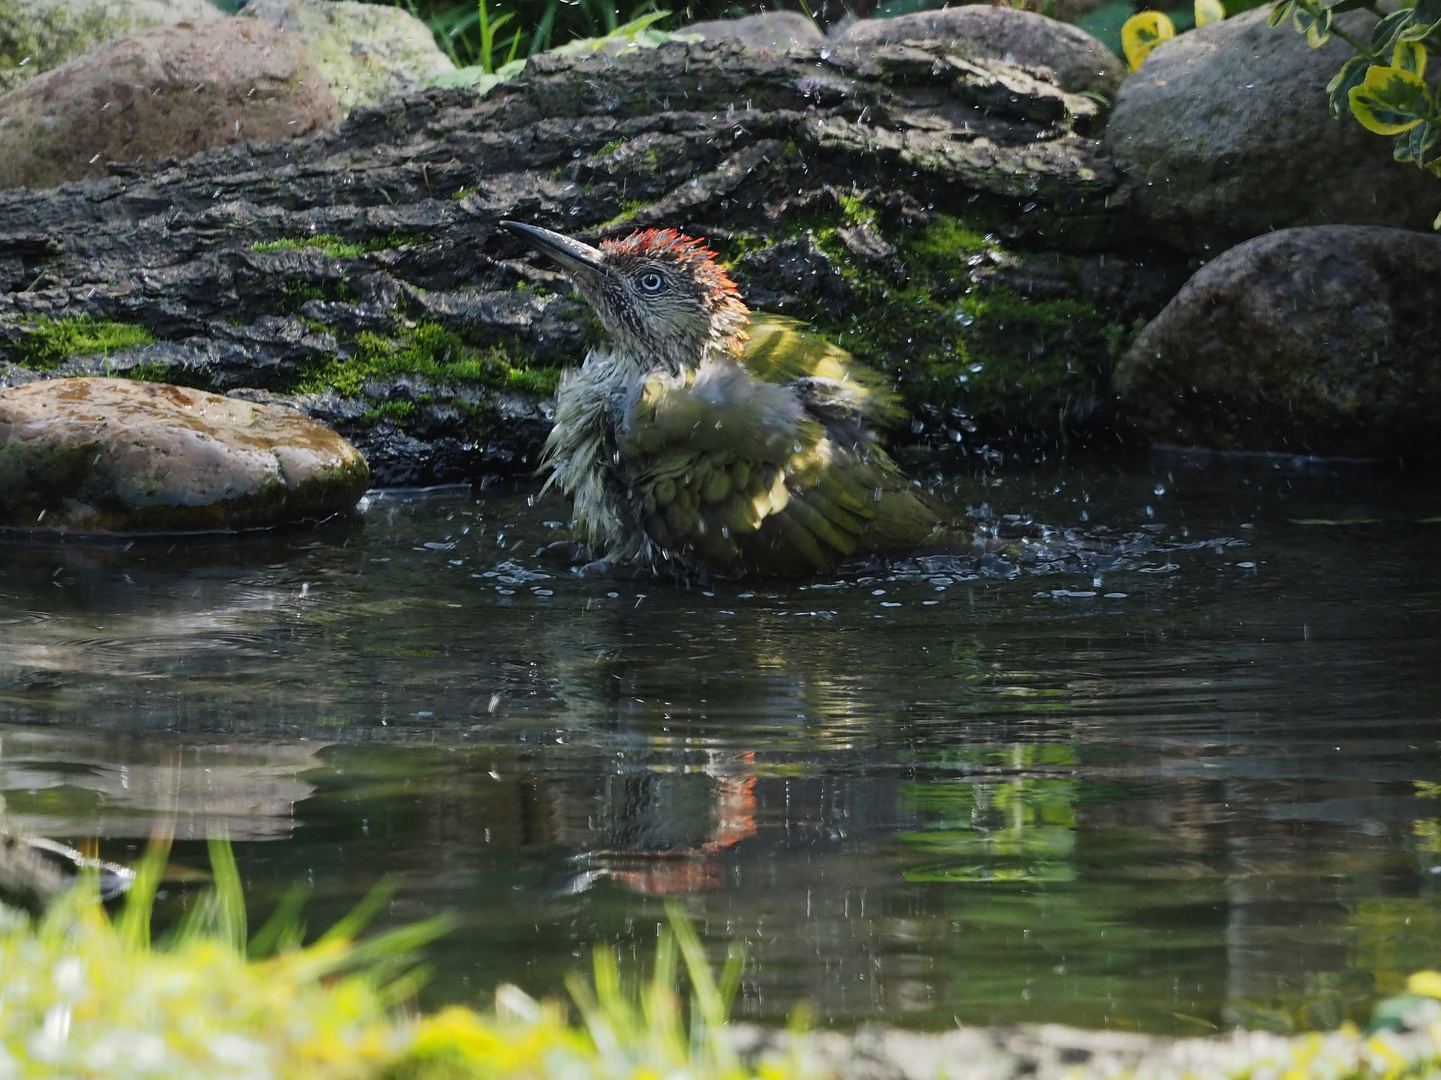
[2,450,1440,1036]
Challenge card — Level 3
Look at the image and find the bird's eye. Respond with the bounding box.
[638,271,664,293]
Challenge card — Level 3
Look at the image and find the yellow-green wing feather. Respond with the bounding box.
[740,313,905,430]
[616,322,942,575]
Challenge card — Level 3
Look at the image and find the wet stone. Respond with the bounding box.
[1114,225,1441,458]
[0,378,370,533]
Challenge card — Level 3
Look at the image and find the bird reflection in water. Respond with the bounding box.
[559,751,757,896]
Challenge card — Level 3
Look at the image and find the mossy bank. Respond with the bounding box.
[0,39,1190,485]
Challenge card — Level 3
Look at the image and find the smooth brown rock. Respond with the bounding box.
[0,0,223,94]
[1105,8,1441,255]
[679,12,825,52]
[0,378,370,532]
[1114,226,1441,458]
[0,17,340,191]
[832,7,1124,95]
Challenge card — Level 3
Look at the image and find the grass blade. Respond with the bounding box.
[247,882,310,960]
[207,831,247,953]
[116,830,172,950]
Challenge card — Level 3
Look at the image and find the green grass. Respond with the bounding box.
[298,321,560,398]
[0,838,809,1080]
[10,837,1441,1079]
[9,316,155,371]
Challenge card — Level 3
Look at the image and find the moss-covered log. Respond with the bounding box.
[0,39,1187,485]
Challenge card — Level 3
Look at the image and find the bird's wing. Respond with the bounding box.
[739,313,905,442]
[615,357,938,575]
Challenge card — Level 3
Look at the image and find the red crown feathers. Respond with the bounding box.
[601,228,743,306]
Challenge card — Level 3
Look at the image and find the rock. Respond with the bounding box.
[678,11,825,52]
[0,41,1134,482]
[0,18,340,191]
[239,0,455,113]
[0,0,222,94]
[732,234,859,318]
[1105,7,1441,256]
[832,7,1124,96]
[0,377,370,532]
[1113,226,1441,458]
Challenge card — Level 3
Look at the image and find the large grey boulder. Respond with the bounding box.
[240,0,455,113]
[832,7,1124,96]
[1114,226,1441,458]
[679,11,825,52]
[0,0,222,93]
[0,18,340,191]
[0,378,370,532]
[1106,7,1441,256]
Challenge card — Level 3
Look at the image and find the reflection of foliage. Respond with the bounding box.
[1228,971,1368,1033]
[1353,899,1441,998]
[899,743,1079,884]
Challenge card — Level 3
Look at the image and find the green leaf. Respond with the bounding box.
[1371,9,1416,53]
[1349,64,1433,134]
[1327,55,1371,117]
[1121,10,1176,69]
[1268,0,1295,27]
[1294,3,1333,45]
[1417,0,1441,26]
[1394,38,1429,73]
[1395,118,1440,161]
[1399,16,1441,40]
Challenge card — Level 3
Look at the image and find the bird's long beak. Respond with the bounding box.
[499,221,608,284]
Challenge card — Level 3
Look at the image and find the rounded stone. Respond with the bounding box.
[1113,225,1441,458]
[239,0,456,114]
[678,11,825,53]
[832,7,1124,96]
[0,378,370,533]
[0,17,340,191]
[1104,7,1441,256]
[0,0,223,94]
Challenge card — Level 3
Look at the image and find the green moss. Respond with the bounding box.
[596,138,626,156]
[451,185,478,200]
[252,233,433,258]
[10,316,155,371]
[278,278,354,313]
[600,198,648,229]
[361,399,418,425]
[756,204,1130,442]
[714,231,773,269]
[297,321,559,398]
[125,362,172,383]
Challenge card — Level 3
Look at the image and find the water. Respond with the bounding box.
[2,450,1440,1036]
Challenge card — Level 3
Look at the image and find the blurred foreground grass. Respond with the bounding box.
[0,837,810,1080]
[8,837,1441,1079]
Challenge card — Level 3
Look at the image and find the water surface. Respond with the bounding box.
[2,451,1440,1035]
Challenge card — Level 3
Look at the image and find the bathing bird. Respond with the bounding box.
[501,220,946,577]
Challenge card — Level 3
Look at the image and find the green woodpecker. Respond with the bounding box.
[501,221,946,577]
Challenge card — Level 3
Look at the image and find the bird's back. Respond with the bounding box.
[606,315,946,576]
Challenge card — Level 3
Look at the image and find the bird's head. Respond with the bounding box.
[501,222,749,372]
